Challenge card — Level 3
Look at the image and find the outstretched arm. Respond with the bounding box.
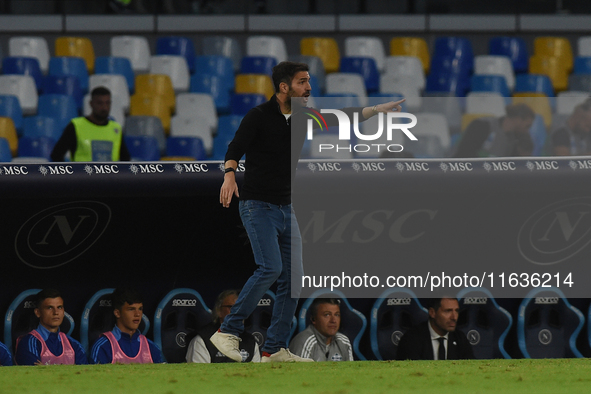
[361,99,406,120]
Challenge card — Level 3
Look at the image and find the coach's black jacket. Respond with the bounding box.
[396,321,474,360]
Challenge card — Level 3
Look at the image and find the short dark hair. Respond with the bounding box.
[91,86,111,98]
[506,103,535,120]
[309,298,340,322]
[212,289,240,324]
[35,289,62,308]
[111,288,143,310]
[428,297,457,311]
[272,61,309,92]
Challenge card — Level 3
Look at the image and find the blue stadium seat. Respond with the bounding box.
[433,36,474,72]
[124,135,160,161]
[153,288,212,363]
[489,36,529,74]
[94,56,135,93]
[22,116,61,141]
[321,93,361,108]
[0,95,23,134]
[518,287,584,358]
[212,114,242,160]
[17,135,55,160]
[194,55,235,92]
[529,114,547,156]
[190,73,231,114]
[425,72,469,97]
[2,56,43,92]
[240,56,277,76]
[4,289,74,354]
[231,93,266,116]
[456,288,512,359]
[166,136,206,160]
[80,288,150,353]
[43,75,83,111]
[0,137,11,162]
[370,288,428,360]
[298,289,367,360]
[243,290,297,349]
[574,56,591,75]
[48,56,89,93]
[339,56,380,93]
[156,36,196,73]
[309,74,321,98]
[470,75,511,97]
[37,94,78,131]
[515,74,555,97]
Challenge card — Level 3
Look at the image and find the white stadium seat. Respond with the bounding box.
[9,36,50,74]
[326,73,368,107]
[345,36,386,73]
[466,92,507,117]
[111,35,151,73]
[247,35,288,63]
[89,74,130,112]
[150,55,190,93]
[0,75,38,115]
[474,55,515,91]
[175,93,218,134]
[384,56,425,90]
[169,116,214,155]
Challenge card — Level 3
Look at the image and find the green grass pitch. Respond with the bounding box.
[2,359,591,394]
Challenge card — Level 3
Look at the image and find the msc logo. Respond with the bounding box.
[0,165,28,175]
[464,297,488,305]
[518,197,591,265]
[175,163,209,174]
[387,298,411,306]
[257,298,272,306]
[526,160,559,171]
[84,164,120,175]
[307,162,341,172]
[535,297,559,304]
[38,165,74,176]
[569,160,591,171]
[218,163,246,172]
[467,330,481,345]
[172,299,197,307]
[15,201,112,269]
[483,162,516,172]
[440,162,472,172]
[129,164,164,175]
[396,162,429,172]
[351,162,385,172]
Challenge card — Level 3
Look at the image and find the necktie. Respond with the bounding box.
[437,337,446,360]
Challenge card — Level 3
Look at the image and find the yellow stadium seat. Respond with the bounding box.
[300,37,340,74]
[0,117,17,156]
[512,93,552,128]
[529,55,569,92]
[135,74,175,113]
[55,37,95,74]
[235,74,275,100]
[160,156,194,161]
[461,113,494,132]
[390,37,430,74]
[130,95,171,133]
[534,37,573,72]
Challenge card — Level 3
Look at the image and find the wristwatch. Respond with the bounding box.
[224,167,236,174]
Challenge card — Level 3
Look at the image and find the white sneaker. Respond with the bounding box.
[210,331,242,362]
[261,348,314,363]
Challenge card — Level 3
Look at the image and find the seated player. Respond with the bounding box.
[0,341,12,366]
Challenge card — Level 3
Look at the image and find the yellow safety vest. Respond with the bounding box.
[71,117,123,162]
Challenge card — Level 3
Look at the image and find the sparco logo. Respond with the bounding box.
[100,300,112,307]
[172,299,197,307]
[257,298,272,306]
[464,297,488,305]
[0,165,28,175]
[387,298,411,306]
[15,201,111,269]
[518,198,591,265]
[24,301,36,308]
[351,162,385,172]
[535,297,559,304]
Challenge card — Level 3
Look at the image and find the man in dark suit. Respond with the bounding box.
[396,298,473,360]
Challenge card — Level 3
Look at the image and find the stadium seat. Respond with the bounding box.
[240,56,277,76]
[89,74,130,112]
[170,116,213,155]
[17,135,55,160]
[474,55,515,91]
[404,113,450,158]
[489,36,529,74]
[390,37,430,73]
[48,56,89,93]
[125,135,160,161]
[80,288,150,353]
[110,35,151,73]
[194,55,235,92]
[43,75,84,111]
[380,74,422,111]
[212,115,242,160]
[55,36,95,74]
[420,93,462,132]
[456,288,512,359]
[425,71,469,97]
[515,74,555,97]
[325,72,367,106]
[512,93,553,128]
[433,36,474,72]
[190,73,231,113]
[153,288,212,363]
[2,56,43,92]
[0,137,11,162]
[134,74,175,113]
[466,92,507,117]
[574,56,591,75]
[4,289,74,354]
[345,36,386,73]
[156,36,196,74]
[202,36,242,72]
[243,290,297,349]
[470,74,511,97]
[150,55,190,93]
[0,94,23,133]
[517,287,584,358]
[130,94,171,133]
[534,36,573,73]
[577,36,591,57]
[370,288,428,360]
[94,56,135,94]
[339,57,380,93]
[384,56,425,90]
[166,136,207,160]
[9,36,50,74]
[556,91,589,115]
[124,115,167,155]
[176,93,218,133]
[289,55,326,93]
[300,37,340,74]
[568,74,591,92]
[22,116,60,141]
[529,55,569,92]
[0,75,38,115]
[298,289,367,360]
[37,94,78,131]
[231,93,266,116]
[0,117,18,156]
[246,35,288,64]
[235,74,274,100]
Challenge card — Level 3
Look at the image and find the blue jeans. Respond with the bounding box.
[220,199,303,354]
